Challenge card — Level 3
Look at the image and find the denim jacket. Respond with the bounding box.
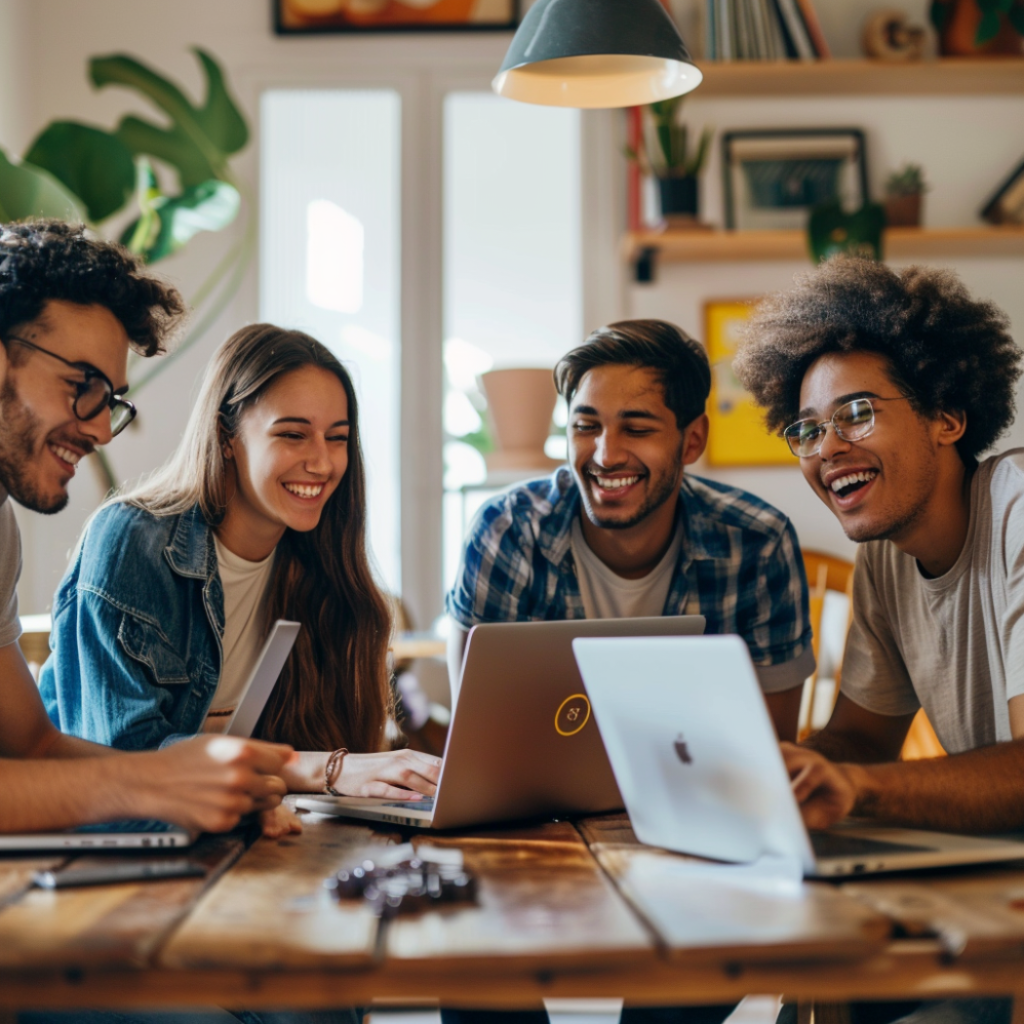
[39,502,226,750]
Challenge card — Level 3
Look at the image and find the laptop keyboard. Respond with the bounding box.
[811,831,935,859]
[382,798,435,811]
[74,821,178,834]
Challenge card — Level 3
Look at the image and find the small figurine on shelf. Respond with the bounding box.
[884,163,930,227]
[625,96,713,229]
[861,10,928,60]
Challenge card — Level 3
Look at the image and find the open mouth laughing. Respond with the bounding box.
[283,481,325,500]
[48,442,85,474]
[825,467,878,508]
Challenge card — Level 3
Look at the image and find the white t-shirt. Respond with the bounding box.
[204,536,277,733]
[570,516,683,620]
[0,486,21,648]
[841,449,1024,755]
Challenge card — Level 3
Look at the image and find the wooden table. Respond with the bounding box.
[2,808,1024,1018]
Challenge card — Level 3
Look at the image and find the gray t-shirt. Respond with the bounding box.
[841,449,1024,754]
[570,517,683,620]
[0,485,22,647]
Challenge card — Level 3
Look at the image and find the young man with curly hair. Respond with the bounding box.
[735,256,1024,837]
[0,220,293,838]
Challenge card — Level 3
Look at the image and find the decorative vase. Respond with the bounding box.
[938,0,1024,55]
[658,176,699,225]
[884,193,923,227]
[479,368,563,475]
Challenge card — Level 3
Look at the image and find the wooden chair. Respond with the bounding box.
[799,552,944,760]
[800,550,855,740]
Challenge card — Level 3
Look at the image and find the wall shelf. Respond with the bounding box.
[694,58,1024,97]
[625,226,1024,274]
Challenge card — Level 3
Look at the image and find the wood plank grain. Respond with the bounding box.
[383,820,654,971]
[574,812,638,848]
[0,834,244,969]
[844,864,1024,960]
[161,812,394,970]
[596,846,890,964]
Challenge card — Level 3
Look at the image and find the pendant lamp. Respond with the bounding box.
[493,0,703,109]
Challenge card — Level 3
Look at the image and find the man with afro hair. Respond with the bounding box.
[735,255,1024,839]
[0,220,293,840]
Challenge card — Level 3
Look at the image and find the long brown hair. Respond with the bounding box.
[118,324,393,752]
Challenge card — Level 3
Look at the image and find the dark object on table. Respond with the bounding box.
[33,858,207,889]
[981,155,1024,225]
[324,843,476,918]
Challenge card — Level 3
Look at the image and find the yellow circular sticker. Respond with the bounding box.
[554,694,591,737]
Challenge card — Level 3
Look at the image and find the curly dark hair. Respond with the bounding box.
[555,319,711,431]
[733,256,1022,461]
[0,220,185,357]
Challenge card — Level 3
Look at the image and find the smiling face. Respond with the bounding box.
[569,364,706,531]
[797,350,963,545]
[0,300,129,514]
[220,365,350,558]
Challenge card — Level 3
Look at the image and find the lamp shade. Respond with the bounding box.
[493,0,702,109]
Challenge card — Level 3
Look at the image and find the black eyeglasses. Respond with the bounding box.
[4,335,137,438]
[783,396,909,458]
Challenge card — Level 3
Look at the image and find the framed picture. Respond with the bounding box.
[274,0,519,34]
[704,299,791,468]
[722,128,869,231]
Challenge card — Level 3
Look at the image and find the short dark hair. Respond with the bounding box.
[554,319,711,431]
[0,220,185,357]
[733,256,1022,462]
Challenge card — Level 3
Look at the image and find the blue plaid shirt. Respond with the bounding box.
[446,468,814,692]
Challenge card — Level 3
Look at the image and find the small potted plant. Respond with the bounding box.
[930,0,1024,55]
[626,96,713,226]
[884,163,929,227]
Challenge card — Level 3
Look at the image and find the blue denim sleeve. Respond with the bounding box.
[39,578,194,752]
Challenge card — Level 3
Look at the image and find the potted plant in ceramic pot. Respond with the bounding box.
[884,164,930,227]
[627,96,713,226]
[931,0,1024,55]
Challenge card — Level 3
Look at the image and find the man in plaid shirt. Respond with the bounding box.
[446,319,814,743]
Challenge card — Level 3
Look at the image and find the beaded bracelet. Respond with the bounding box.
[324,747,349,796]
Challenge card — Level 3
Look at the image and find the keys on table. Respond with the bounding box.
[324,842,476,917]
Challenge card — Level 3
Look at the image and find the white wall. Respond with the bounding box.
[4,0,1024,610]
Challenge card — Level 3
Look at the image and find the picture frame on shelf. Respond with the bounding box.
[704,299,792,468]
[722,128,869,231]
[274,0,519,34]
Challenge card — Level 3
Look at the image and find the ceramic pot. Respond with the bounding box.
[480,368,563,474]
[884,193,923,227]
[658,176,699,223]
[938,0,1024,55]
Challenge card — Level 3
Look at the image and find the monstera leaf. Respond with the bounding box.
[24,122,136,222]
[120,159,240,263]
[0,147,85,222]
[808,201,886,263]
[91,49,248,191]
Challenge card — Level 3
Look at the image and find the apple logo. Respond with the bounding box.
[674,733,692,764]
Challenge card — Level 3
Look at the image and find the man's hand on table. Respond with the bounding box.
[138,735,294,834]
[782,742,859,830]
[260,802,304,838]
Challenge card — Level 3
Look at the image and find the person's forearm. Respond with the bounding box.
[845,740,1024,832]
[0,756,155,833]
[33,730,117,759]
[281,751,330,793]
[803,728,894,764]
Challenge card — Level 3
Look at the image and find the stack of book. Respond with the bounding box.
[706,0,831,60]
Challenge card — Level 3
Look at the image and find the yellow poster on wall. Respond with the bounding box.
[705,299,792,468]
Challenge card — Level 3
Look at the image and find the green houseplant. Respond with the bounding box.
[930,0,1024,54]
[0,48,252,491]
[626,96,713,224]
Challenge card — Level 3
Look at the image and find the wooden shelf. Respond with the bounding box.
[694,58,1024,97]
[625,226,1024,267]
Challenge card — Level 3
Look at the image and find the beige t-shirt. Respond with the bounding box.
[840,449,1024,755]
[204,536,277,733]
[0,486,22,648]
[570,517,683,620]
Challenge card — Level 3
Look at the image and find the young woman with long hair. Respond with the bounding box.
[39,324,440,811]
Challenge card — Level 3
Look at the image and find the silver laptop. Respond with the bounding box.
[0,620,301,853]
[223,619,301,737]
[297,615,705,830]
[573,634,1024,877]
